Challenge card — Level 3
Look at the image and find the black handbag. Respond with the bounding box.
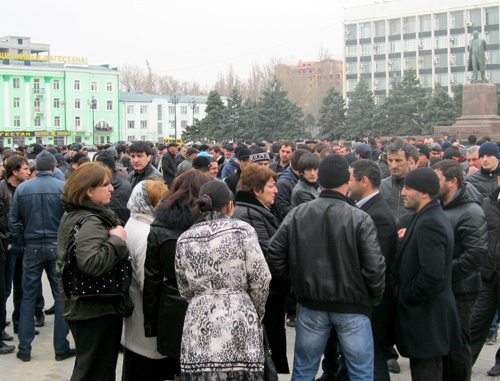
[61,214,132,299]
[263,325,279,381]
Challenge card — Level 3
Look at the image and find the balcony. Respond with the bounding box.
[33,88,45,96]
[34,107,44,114]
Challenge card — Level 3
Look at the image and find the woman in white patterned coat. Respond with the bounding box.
[175,179,271,381]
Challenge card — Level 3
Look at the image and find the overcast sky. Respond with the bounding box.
[3,0,374,88]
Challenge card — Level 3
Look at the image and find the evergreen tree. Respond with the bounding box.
[198,90,226,142]
[422,84,459,134]
[304,114,318,137]
[318,88,346,140]
[345,79,376,138]
[181,120,202,142]
[239,99,258,141]
[373,70,427,136]
[224,89,246,142]
[254,77,304,141]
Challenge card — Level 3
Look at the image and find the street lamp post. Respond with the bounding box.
[170,92,179,141]
[88,96,96,145]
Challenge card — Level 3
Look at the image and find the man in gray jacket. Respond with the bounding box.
[465,142,500,197]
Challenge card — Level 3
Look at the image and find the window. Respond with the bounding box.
[127,136,136,142]
[487,30,499,45]
[170,121,176,128]
[403,17,416,33]
[141,135,148,141]
[435,36,448,49]
[90,99,98,110]
[346,24,357,40]
[181,121,187,128]
[13,78,20,89]
[359,61,371,73]
[169,106,176,114]
[75,116,81,128]
[420,15,432,32]
[127,105,135,114]
[450,11,464,28]
[140,120,148,129]
[361,44,372,55]
[54,116,61,128]
[34,99,41,112]
[389,40,401,53]
[404,57,417,70]
[13,98,20,108]
[454,34,466,47]
[490,49,500,64]
[157,105,163,120]
[389,18,401,35]
[33,79,41,94]
[194,106,200,114]
[181,106,188,114]
[375,59,386,72]
[14,117,21,128]
[34,116,41,127]
[346,45,357,57]
[127,121,135,129]
[420,37,433,49]
[486,7,499,25]
[360,22,371,39]
[140,105,148,114]
[374,21,385,37]
[158,123,163,134]
[53,79,60,90]
[18,38,23,45]
[54,137,65,145]
[91,81,98,91]
[435,13,447,30]
[74,80,81,91]
[75,98,81,109]
[470,9,481,27]
[106,82,113,92]
[346,63,357,74]
[107,100,113,111]
[389,58,401,71]
[347,79,358,91]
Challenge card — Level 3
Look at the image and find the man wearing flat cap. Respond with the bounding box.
[161,142,178,188]
[394,167,462,380]
[268,154,386,380]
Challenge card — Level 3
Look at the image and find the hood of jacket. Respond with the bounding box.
[443,182,483,210]
[60,194,121,226]
[127,180,155,217]
[153,195,197,231]
[278,166,299,182]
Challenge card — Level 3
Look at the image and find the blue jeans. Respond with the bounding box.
[292,305,374,381]
[18,243,69,355]
[2,244,44,330]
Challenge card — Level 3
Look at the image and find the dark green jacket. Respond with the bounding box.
[57,195,130,320]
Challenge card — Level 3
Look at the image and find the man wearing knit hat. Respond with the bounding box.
[414,143,431,168]
[268,154,386,380]
[9,150,74,362]
[248,148,271,167]
[394,167,462,380]
[465,142,500,197]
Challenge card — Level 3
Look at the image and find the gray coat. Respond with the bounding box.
[291,178,320,208]
[379,174,414,229]
[466,168,500,198]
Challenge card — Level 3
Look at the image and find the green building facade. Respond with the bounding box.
[0,59,120,147]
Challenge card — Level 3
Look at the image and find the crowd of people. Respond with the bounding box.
[0,133,498,381]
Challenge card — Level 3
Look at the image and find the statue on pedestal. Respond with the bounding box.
[468,30,488,83]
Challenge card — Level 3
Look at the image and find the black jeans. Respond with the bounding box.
[443,298,475,381]
[471,276,500,365]
[68,315,122,381]
[0,254,5,343]
[121,347,179,381]
[410,357,443,381]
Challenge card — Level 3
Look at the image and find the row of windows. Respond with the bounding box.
[126,120,189,129]
[346,31,499,57]
[11,98,115,111]
[9,78,114,92]
[346,69,500,91]
[345,49,500,74]
[126,105,200,116]
[12,115,62,128]
[346,7,499,39]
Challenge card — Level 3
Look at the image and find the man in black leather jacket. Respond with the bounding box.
[268,154,385,380]
[433,160,488,381]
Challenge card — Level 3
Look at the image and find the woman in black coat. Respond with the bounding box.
[232,163,290,374]
[143,170,212,376]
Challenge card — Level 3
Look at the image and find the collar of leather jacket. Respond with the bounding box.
[319,189,356,207]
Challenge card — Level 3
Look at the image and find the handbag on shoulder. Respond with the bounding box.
[61,214,132,299]
[263,325,279,381]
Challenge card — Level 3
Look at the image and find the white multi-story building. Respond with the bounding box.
[119,92,208,143]
[343,0,500,104]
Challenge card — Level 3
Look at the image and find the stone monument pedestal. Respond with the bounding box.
[435,83,500,140]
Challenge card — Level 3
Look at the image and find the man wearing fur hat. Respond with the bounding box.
[394,167,462,380]
[268,154,386,381]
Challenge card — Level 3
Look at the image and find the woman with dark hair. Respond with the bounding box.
[232,163,290,374]
[291,152,320,207]
[143,169,212,378]
[176,179,271,380]
[57,162,129,381]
